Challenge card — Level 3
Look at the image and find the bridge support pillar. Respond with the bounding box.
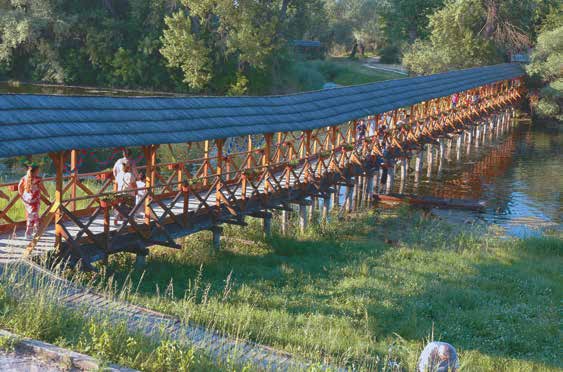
[426,145,433,179]
[365,173,374,202]
[343,181,355,212]
[373,170,380,195]
[385,163,395,195]
[488,117,495,141]
[438,138,445,160]
[456,134,463,161]
[399,158,408,194]
[309,198,317,224]
[356,175,364,208]
[281,210,290,235]
[212,226,222,252]
[322,196,331,222]
[414,151,423,185]
[299,204,308,233]
[263,213,272,238]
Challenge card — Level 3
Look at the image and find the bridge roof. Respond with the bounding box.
[0,63,523,158]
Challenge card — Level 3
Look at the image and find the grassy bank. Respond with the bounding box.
[293,57,404,91]
[0,265,241,371]
[90,207,561,371]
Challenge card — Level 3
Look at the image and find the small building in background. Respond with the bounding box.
[510,50,531,64]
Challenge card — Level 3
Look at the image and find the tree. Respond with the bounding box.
[402,0,559,74]
[402,0,500,75]
[0,0,71,82]
[527,6,562,119]
[380,0,444,43]
[323,0,386,55]
[160,0,288,94]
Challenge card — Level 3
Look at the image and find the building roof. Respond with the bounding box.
[292,40,322,48]
[0,63,523,158]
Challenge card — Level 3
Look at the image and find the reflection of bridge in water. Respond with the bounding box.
[0,64,524,269]
[414,118,520,202]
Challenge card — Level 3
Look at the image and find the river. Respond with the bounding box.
[385,115,561,238]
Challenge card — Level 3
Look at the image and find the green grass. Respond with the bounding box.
[310,57,404,86]
[291,57,404,92]
[88,207,562,371]
[0,263,249,371]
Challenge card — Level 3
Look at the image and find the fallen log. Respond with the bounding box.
[373,193,486,210]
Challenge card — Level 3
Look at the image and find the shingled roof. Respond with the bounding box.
[0,63,523,158]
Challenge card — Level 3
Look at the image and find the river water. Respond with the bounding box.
[385,115,561,238]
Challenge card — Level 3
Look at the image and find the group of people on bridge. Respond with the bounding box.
[16,148,148,238]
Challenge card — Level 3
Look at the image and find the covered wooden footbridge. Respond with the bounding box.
[0,63,524,269]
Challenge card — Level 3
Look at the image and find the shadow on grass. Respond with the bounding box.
[363,236,561,369]
[97,209,561,369]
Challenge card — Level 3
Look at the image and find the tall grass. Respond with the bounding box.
[87,206,561,371]
[0,262,255,371]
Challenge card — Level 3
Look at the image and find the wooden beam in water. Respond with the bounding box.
[374,193,485,210]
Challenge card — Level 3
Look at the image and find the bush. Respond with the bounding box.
[291,62,325,91]
[378,45,401,64]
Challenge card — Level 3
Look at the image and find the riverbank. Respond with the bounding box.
[87,206,561,371]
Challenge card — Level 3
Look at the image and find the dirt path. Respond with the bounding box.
[362,57,408,75]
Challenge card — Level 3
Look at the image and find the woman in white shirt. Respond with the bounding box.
[114,160,137,225]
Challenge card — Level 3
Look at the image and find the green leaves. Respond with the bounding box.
[527,23,562,119]
[402,0,501,75]
[160,1,286,94]
[160,11,213,91]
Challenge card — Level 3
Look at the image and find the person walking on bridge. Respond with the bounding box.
[451,93,459,109]
[114,160,137,225]
[18,163,49,239]
[113,148,138,180]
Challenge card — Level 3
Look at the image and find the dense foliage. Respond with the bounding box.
[0,0,560,95]
[527,6,562,120]
[402,0,555,75]
[0,0,329,94]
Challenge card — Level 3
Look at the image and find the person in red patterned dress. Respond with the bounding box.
[18,164,49,240]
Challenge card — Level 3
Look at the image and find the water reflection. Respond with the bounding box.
[403,117,561,237]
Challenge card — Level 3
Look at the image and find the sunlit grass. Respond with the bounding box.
[89,206,562,371]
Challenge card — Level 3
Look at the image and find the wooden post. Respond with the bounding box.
[143,145,157,226]
[215,139,224,210]
[203,140,210,186]
[264,133,272,194]
[70,149,77,211]
[304,130,312,179]
[51,152,64,250]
